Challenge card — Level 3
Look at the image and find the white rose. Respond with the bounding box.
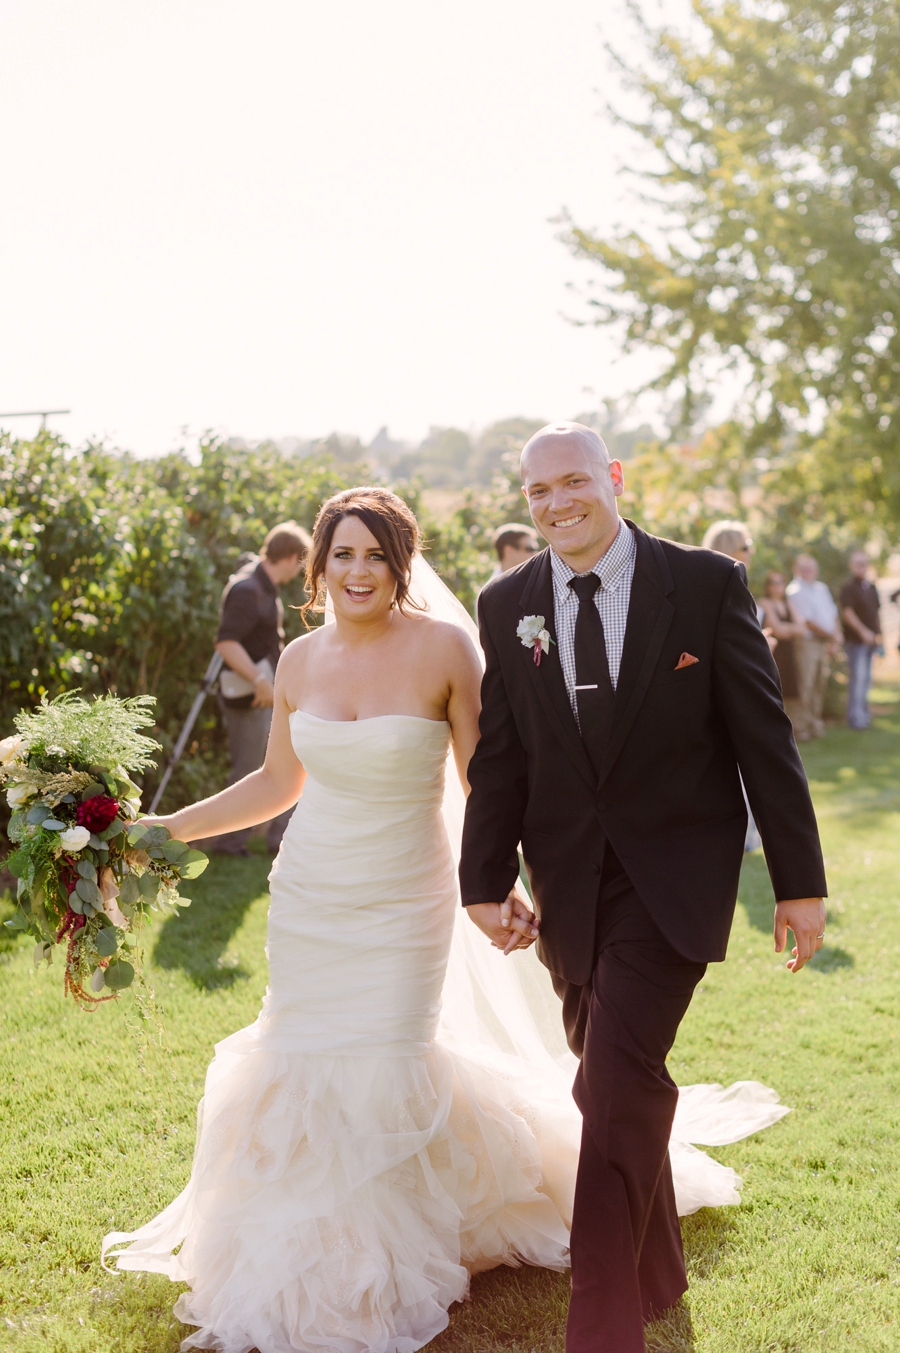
[0,734,25,767]
[6,782,34,808]
[59,825,91,851]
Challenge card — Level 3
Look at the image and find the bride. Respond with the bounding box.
[103,487,789,1353]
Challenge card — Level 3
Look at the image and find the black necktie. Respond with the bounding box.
[568,573,614,775]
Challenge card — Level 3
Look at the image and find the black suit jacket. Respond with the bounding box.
[459,522,827,985]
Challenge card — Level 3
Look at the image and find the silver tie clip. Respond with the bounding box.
[574,684,599,690]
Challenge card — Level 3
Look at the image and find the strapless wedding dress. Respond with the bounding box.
[103,711,788,1353]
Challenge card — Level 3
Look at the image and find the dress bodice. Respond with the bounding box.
[288,710,450,806]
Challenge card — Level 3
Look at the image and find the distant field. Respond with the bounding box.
[1,680,899,1352]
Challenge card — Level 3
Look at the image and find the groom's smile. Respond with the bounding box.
[548,513,588,531]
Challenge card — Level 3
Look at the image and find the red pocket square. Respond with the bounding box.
[675,652,700,670]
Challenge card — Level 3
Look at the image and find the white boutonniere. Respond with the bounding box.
[517,614,554,666]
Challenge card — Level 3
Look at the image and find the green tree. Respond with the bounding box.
[564,0,900,535]
[0,434,365,816]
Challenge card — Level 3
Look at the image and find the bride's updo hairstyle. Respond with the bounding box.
[301,486,423,625]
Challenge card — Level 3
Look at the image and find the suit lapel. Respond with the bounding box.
[596,525,675,791]
[519,552,596,792]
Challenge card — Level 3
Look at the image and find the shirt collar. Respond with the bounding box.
[550,519,634,603]
[254,561,277,595]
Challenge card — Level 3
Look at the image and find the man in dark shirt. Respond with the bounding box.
[840,549,882,731]
[214,521,312,853]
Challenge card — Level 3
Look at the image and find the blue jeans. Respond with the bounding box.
[845,642,875,729]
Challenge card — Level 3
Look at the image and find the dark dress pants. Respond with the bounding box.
[553,868,707,1353]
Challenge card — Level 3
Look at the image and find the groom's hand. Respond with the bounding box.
[467,894,540,956]
[774,898,826,973]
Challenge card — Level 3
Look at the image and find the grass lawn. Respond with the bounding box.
[1,679,899,1352]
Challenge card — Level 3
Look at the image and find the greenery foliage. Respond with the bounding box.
[564,0,900,541]
[0,432,370,813]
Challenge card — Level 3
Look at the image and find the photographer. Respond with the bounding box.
[213,521,311,855]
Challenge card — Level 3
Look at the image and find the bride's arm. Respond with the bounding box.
[150,657,306,842]
[445,632,483,795]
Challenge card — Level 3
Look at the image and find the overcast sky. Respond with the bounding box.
[0,0,690,455]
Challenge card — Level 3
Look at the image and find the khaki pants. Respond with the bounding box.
[215,699,295,853]
[793,637,830,740]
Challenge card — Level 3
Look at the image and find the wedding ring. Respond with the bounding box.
[816,932,825,939]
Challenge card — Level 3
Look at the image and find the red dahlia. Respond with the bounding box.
[75,795,120,833]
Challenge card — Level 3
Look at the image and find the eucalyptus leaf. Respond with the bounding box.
[119,873,141,906]
[95,911,113,928]
[75,877,103,907]
[147,847,165,859]
[104,960,134,991]
[41,818,66,831]
[90,967,106,993]
[89,834,103,849]
[122,931,138,947]
[178,850,210,879]
[126,824,149,846]
[4,912,29,932]
[82,902,97,918]
[138,872,159,900]
[80,783,106,801]
[76,859,97,881]
[94,927,119,957]
[67,891,83,915]
[146,825,171,847]
[102,819,126,840]
[26,804,51,825]
[59,794,75,804]
[7,811,27,842]
[162,839,189,862]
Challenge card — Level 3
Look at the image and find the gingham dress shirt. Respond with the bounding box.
[550,520,636,719]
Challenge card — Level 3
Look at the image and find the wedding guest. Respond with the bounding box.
[758,571,806,735]
[786,554,841,740]
[701,520,760,848]
[214,521,311,855]
[701,519,754,566]
[840,549,882,731]
[492,522,541,574]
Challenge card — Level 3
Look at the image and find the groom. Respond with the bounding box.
[460,423,827,1352]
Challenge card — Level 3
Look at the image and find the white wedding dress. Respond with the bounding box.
[103,563,791,1353]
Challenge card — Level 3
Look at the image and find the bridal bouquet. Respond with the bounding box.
[1,692,207,1009]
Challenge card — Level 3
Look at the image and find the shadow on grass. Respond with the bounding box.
[152,852,272,990]
[682,1206,738,1281]
[738,855,855,972]
[806,943,854,973]
[426,1265,569,1352]
[737,851,777,935]
[646,1298,696,1352]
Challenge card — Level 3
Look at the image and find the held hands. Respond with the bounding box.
[774,898,827,973]
[467,892,540,956]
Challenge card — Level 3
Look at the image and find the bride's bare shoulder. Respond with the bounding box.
[403,612,480,664]
[280,627,329,666]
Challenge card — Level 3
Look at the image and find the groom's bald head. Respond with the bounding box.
[520,422,611,477]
